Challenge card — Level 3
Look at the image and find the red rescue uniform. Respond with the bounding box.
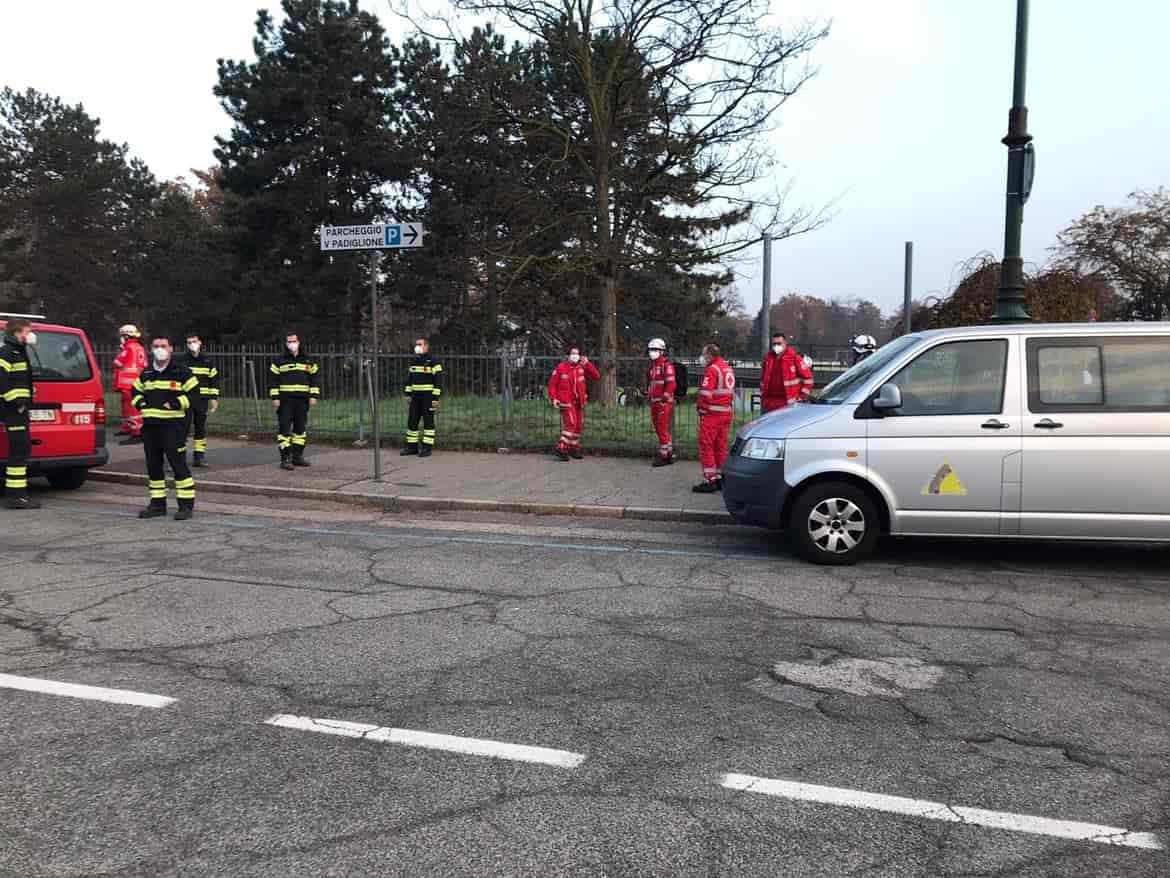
[113,337,147,436]
[647,358,677,461]
[696,357,735,484]
[548,358,600,454]
[760,347,813,413]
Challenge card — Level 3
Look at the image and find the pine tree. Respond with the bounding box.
[0,87,157,336]
[214,0,408,341]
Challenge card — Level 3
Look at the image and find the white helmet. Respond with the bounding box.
[647,338,666,352]
[851,334,876,354]
[119,324,141,338]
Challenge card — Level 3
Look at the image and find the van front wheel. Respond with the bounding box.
[788,481,879,565]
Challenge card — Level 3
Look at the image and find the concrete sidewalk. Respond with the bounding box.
[93,438,732,523]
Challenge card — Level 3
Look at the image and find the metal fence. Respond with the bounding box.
[95,346,851,458]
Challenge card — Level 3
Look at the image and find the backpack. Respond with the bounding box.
[672,360,689,399]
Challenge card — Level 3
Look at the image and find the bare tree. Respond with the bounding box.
[406,0,830,399]
[1054,189,1170,320]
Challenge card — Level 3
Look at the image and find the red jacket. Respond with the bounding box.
[697,357,735,416]
[647,358,677,404]
[761,348,813,407]
[548,358,600,407]
[113,338,147,392]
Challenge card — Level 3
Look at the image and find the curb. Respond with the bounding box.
[88,470,732,525]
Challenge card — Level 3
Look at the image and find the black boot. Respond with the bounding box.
[652,456,672,468]
[5,495,40,510]
[418,445,432,458]
[569,448,584,460]
[138,501,167,519]
[400,444,419,456]
[119,435,142,446]
[553,448,570,462]
[291,448,310,467]
[173,505,194,521]
[192,451,207,468]
[692,481,719,494]
[279,449,294,471]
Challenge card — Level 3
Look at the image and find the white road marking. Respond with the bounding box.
[0,673,177,709]
[721,773,1163,851]
[265,713,586,768]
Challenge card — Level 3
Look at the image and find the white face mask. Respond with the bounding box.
[772,344,784,355]
[188,343,201,355]
[414,345,424,355]
[24,331,37,346]
[649,350,662,360]
[287,343,300,355]
[152,347,169,363]
[568,353,581,364]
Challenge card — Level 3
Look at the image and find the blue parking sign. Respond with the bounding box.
[384,224,401,246]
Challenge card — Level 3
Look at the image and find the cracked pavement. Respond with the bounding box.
[1,485,1168,877]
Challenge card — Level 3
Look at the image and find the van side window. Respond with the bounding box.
[1037,347,1102,405]
[887,339,1008,416]
[1028,337,1170,412]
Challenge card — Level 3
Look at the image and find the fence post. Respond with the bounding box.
[366,357,380,481]
[355,343,365,443]
[245,358,262,433]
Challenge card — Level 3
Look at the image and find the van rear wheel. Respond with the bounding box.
[46,468,88,491]
[788,481,879,565]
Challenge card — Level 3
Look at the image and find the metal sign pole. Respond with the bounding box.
[319,221,426,482]
[370,250,381,482]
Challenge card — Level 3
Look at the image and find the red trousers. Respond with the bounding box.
[698,413,732,483]
[557,404,584,452]
[650,401,674,459]
[120,389,142,436]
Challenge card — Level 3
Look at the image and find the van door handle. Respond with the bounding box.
[1033,419,1063,430]
[981,419,1009,430]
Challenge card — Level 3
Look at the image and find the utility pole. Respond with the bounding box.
[903,241,914,335]
[760,234,772,360]
[993,0,1035,323]
[370,250,381,481]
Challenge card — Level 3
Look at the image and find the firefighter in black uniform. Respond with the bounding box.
[269,331,319,470]
[131,335,198,520]
[400,337,442,458]
[1,318,38,510]
[181,333,219,468]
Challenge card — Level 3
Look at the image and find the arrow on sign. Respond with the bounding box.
[403,224,419,245]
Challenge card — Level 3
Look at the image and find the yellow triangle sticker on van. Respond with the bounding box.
[922,461,968,496]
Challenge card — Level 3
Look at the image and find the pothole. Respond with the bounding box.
[770,654,945,698]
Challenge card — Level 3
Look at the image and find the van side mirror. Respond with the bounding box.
[871,383,903,411]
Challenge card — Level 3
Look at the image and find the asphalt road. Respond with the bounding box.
[2,486,1168,877]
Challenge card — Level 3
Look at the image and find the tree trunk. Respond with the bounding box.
[594,157,618,405]
[598,271,618,405]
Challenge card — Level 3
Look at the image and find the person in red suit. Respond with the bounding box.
[113,324,147,444]
[645,338,677,467]
[693,343,736,493]
[547,345,600,461]
[759,332,813,413]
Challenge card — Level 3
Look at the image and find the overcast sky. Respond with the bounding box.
[2,1,1167,317]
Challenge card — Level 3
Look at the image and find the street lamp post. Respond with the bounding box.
[993,0,1035,323]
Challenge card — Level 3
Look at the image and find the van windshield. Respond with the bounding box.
[813,335,919,404]
[28,330,93,381]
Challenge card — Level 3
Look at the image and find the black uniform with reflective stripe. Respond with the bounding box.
[269,352,320,399]
[180,351,219,401]
[0,335,32,406]
[131,360,198,421]
[405,353,443,398]
[1,334,34,499]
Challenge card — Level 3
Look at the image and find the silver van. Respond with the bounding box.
[722,323,1170,564]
